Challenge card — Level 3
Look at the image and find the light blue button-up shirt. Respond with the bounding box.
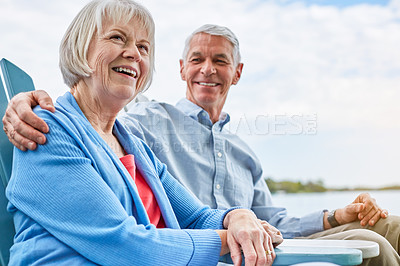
[121,98,325,238]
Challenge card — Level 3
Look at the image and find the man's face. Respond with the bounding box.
[180,33,243,113]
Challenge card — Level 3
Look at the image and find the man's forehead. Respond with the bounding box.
[188,33,234,58]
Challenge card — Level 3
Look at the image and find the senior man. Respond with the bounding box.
[3,24,400,265]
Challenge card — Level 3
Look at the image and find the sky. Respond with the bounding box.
[1,0,399,188]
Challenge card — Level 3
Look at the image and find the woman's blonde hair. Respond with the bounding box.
[59,0,155,92]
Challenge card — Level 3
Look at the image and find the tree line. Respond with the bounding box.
[265,177,400,194]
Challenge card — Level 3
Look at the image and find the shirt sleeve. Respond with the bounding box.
[7,112,221,266]
[251,174,325,238]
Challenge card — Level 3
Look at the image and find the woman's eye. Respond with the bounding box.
[110,35,123,41]
[138,45,149,54]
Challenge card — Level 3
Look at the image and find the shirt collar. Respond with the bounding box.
[175,98,230,130]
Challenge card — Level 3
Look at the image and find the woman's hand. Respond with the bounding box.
[222,209,276,266]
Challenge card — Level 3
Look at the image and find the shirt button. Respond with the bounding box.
[216,184,221,189]
[217,152,222,158]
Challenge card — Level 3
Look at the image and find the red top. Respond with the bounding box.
[120,154,166,228]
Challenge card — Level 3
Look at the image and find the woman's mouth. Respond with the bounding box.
[112,67,137,78]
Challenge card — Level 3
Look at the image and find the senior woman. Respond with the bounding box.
[5,0,276,265]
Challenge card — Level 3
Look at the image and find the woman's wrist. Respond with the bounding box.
[216,230,229,256]
[223,209,255,228]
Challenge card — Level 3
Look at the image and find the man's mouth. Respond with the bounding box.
[112,67,137,78]
[197,82,218,87]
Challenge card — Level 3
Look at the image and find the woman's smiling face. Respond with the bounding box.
[85,16,150,106]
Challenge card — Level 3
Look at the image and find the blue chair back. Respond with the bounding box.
[0,58,35,266]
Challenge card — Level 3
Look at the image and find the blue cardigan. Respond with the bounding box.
[6,92,229,265]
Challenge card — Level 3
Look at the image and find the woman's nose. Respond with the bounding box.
[123,43,142,62]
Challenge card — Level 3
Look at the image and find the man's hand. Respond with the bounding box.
[258,219,283,247]
[2,90,54,151]
[335,193,388,227]
[222,209,276,266]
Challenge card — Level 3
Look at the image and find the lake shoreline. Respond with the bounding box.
[271,190,400,216]
[266,178,400,194]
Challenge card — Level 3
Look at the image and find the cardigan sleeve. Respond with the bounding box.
[7,110,222,266]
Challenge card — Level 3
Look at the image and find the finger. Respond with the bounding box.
[263,224,283,247]
[12,118,47,145]
[261,221,279,234]
[254,234,267,266]
[358,198,379,221]
[3,116,34,151]
[269,240,276,264]
[228,234,244,266]
[33,90,55,112]
[241,239,257,266]
[368,210,382,226]
[360,206,383,226]
[358,204,375,220]
[381,209,389,218]
[263,233,275,265]
[7,127,38,151]
[15,103,50,134]
[359,209,379,222]
[354,192,369,202]
[10,91,51,133]
[8,132,27,151]
[346,203,364,215]
[359,208,376,226]
[4,107,47,145]
[362,197,376,210]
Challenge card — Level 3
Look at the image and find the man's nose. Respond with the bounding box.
[200,60,216,76]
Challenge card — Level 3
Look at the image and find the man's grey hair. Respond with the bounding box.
[59,0,155,92]
[182,24,241,67]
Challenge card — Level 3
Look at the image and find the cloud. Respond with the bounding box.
[0,0,85,97]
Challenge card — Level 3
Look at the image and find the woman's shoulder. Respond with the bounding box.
[32,92,94,143]
[34,92,87,125]
[33,104,66,122]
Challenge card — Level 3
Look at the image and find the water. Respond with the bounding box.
[271,190,400,217]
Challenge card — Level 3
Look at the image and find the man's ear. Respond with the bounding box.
[179,59,186,81]
[232,63,244,85]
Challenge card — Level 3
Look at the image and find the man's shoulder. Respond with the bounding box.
[132,100,175,110]
[124,100,186,119]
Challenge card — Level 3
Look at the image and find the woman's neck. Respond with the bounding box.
[71,85,126,157]
[71,82,118,134]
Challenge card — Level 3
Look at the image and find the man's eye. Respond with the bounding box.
[191,58,200,62]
